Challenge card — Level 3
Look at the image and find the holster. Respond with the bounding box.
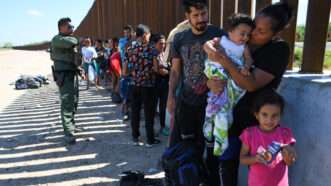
[51,65,57,82]
[52,66,65,87]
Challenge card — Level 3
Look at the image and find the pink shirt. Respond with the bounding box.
[240,126,296,186]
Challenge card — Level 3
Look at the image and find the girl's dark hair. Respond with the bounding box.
[228,13,254,31]
[258,1,293,33]
[252,89,285,114]
[150,33,166,44]
[112,37,119,45]
[182,0,208,13]
[111,37,119,49]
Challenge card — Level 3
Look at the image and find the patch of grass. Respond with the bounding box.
[293,47,331,70]
[0,47,11,51]
[293,48,303,68]
[324,50,331,69]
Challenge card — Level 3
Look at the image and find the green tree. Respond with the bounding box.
[2,42,13,48]
[296,25,305,42]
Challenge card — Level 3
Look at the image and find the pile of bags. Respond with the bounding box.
[15,75,50,90]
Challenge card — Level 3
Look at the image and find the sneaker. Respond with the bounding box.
[160,127,169,136]
[64,134,76,145]
[146,138,161,148]
[132,138,144,146]
[123,114,129,121]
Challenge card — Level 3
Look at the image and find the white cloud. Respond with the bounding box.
[27,9,43,17]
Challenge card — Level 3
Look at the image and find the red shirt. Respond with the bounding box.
[109,52,121,76]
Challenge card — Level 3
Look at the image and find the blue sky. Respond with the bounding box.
[0,0,94,46]
[0,0,328,46]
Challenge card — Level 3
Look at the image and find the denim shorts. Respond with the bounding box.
[93,60,101,76]
[83,62,90,73]
[83,60,99,76]
[120,77,133,102]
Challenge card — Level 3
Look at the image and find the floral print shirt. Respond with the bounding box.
[124,40,157,87]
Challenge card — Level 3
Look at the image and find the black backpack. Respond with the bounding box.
[15,75,41,90]
[119,170,145,186]
[119,170,164,186]
[161,141,205,186]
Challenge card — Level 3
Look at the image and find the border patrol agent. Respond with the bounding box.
[50,17,82,144]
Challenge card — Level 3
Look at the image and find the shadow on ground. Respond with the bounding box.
[0,81,166,186]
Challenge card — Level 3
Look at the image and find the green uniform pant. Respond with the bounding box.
[57,71,79,135]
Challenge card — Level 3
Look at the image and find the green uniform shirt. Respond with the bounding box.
[50,34,79,71]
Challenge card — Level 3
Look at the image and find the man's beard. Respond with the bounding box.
[193,22,208,32]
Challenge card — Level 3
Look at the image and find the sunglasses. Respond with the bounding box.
[68,24,75,30]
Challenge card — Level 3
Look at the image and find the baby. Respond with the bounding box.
[203,14,255,156]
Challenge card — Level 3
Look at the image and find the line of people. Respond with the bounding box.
[80,24,171,147]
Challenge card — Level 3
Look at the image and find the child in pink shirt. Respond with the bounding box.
[239,90,297,186]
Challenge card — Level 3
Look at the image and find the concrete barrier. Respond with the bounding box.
[278,72,331,186]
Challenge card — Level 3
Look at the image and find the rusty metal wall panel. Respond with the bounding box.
[255,0,272,13]
[222,0,236,31]
[209,0,221,27]
[301,0,331,73]
[163,0,178,35]
[74,0,182,39]
[16,0,315,73]
[109,0,124,37]
[175,0,185,23]
[238,0,252,15]
[75,1,98,38]
[280,0,298,70]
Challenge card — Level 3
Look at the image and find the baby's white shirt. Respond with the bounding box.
[220,36,245,66]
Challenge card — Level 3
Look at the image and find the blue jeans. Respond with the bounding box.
[120,77,132,103]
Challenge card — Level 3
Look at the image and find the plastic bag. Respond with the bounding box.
[88,64,96,82]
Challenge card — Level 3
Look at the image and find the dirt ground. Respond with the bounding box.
[0,50,166,186]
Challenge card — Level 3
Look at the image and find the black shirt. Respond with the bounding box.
[95,47,106,64]
[171,25,225,106]
[230,39,290,137]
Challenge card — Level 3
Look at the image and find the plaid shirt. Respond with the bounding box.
[124,40,157,87]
